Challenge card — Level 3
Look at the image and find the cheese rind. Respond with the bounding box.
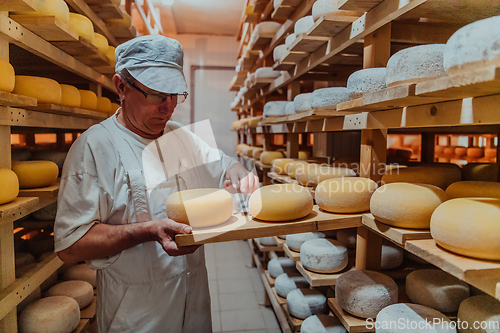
[272,158,296,175]
[286,160,309,179]
[308,166,356,187]
[300,238,348,273]
[285,33,296,48]
[0,59,15,93]
[287,288,328,319]
[294,16,314,35]
[273,44,288,62]
[268,257,297,278]
[96,96,112,113]
[0,168,19,204]
[347,68,387,99]
[255,67,281,79]
[382,164,461,190]
[445,181,500,199]
[16,0,70,24]
[301,314,347,333]
[312,0,339,21]
[461,163,498,182]
[46,280,94,309]
[286,232,325,252]
[315,177,377,213]
[310,87,350,109]
[59,84,81,108]
[263,101,289,117]
[294,93,313,113]
[275,272,309,298]
[381,243,404,270]
[69,13,94,42]
[63,264,97,288]
[259,237,277,246]
[79,90,98,110]
[260,151,284,165]
[12,161,58,189]
[457,295,500,333]
[19,296,80,333]
[13,76,62,104]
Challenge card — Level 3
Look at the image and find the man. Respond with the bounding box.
[54,35,258,333]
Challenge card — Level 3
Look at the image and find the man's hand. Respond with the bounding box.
[148,219,200,256]
[224,163,259,194]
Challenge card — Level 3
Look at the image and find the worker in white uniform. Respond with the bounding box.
[54,35,259,333]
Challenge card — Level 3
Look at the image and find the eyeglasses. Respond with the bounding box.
[127,80,188,105]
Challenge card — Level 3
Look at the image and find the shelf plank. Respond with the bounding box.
[0,197,39,222]
[0,0,37,11]
[328,298,374,332]
[283,243,300,262]
[0,91,37,107]
[254,237,283,252]
[9,15,79,41]
[249,34,275,51]
[281,304,303,333]
[24,103,109,119]
[272,5,296,21]
[289,33,330,53]
[264,270,276,286]
[73,319,90,333]
[267,172,298,184]
[273,236,286,247]
[337,0,384,12]
[89,3,123,21]
[281,50,309,64]
[362,214,432,246]
[362,84,450,110]
[80,295,97,319]
[271,287,287,305]
[308,13,361,38]
[107,24,137,39]
[405,239,500,300]
[254,160,272,171]
[18,181,60,199]
[296,259,356,287]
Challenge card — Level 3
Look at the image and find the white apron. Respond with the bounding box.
[95,118,212,333]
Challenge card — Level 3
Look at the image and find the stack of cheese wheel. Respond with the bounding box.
[46,280,94,309]
[250,21,282,45]
[286,160,309,179]
[263,101,289,117]
[336,270,398,318]
[380,240,404,270]
[59,84,81,108]
[315,177,378,213]
[286,232,325,252]
[371,183,449,229]
[300,238,348,273]
[375,303,456,333]
[12,161,58,189]
[249,184,313,221]
[0,58,15,93]
[430,197,500,260]
[285,101,296,115]
[166,188,233,228]
[443,15,500,75]
[13,76,62,104]
[405,269,469,313]
[461,163,498,182]
[287,288,328,319]
[273,44,288,62]
[19,296,80,333]
[294,93,313,113]
[69,13,94,42]
[301,314,347,333]
[382,164,461,190]
[254,67,281,81]
[310,87,350,110]
[79,90,98,110]
[272,158,295,175]
[385,44,447,87]
[268,257,297,278]
[64,264,97,288]
[347,68,387,99]
[294,15,314,35]
[275,272,309,298]
[336,228,357,249]
[0,168,19,205]
[260,151,284,165]
[458,295,500,333]
[445,180,500,199]
[15,0,70,24]
[308,166,356,187]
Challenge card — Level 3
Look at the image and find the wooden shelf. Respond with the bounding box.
[328,298,374,333]
[289,33,330,54]
[254,237,283,252]
[74,319,90,333]
[296,259,356,287]
[107,24,137,39]
[281,304,304,333]
[0,197,39,225]
[0,91,37,107]
[24,103,109,120]
[9,15,79,42]
[89,3,123,21]
[80,295,97,319]
[18,181,60,199]
[308,13,361,38]
[0,0,37,12]
[273,236,286,247]
[264,270,276,286]
[271,287,287,305]
[283,243,300,262]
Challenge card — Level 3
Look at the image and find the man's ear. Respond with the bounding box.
[113,74,126,100]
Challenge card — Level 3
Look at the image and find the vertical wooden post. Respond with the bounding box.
[355,226,382,271]
[286,133,299,159]
[287,81,300,102]
[359,129,387,184]
[363,22,391,69]
[421,132,435,163]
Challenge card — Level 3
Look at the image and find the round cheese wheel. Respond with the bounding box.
[59,84,81,108]
[335,270,398,318]
[285,33,297,48]
[294,93,313,113]
[46,280,94,309]
[287,288,328,319]
[312,0,339,21]
[252,148,264,160]
[308,166,357,187]
[371,183,449,229]
[311,87,350,109]
[12,161,58,189]
[301,314,347,333]
[19,296,80,333]
[298,151,310,160]
[273,44,288,62]
[236,143,248,153]
[382,165,461,190]
[92,32,109,54]
[13,76,62,104]
[259,237,277,246]
[336,228,357,249]
[462,163,498,182]
[79,90,98,110]
[446,181,500,199]
[0,59,15,93]
[272,158,296,175]
[286,232,325,252]
[249,184,313,221]
[69,13,94,42]
[405,269,469,313]
[300,238,348,273]
[263,101,289,117]
[347,68,387,99]
[255,67,281,79]
[285,101,296,115]
[96,96,112,113]
[296,164,321,186]
[106,46,116,63]
[287,160,309,178]
[15,252,35,267]
[166,189,233,228]
[260,151,285,165]
[268,257,297,278]
[380,242,404,270]
[457,295,500,333]
[443,16,500,75]
[467,147,484,159]
[375,303,456,333]
[275,272,309,298]
[316,177,378,213]
[16,0,70,24]
[295,15,314,35]
[63,264,97,288]
[386,44,447,87]
[430,197,500,260]
[255,21,282,35]
[0,168,19,204]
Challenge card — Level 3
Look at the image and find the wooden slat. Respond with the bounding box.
[280,50,309,64]
[18,182,60,198]
[264,270,276,286]
[52,36,100,57]
[283,243,300,262]
[89,3,123,21]
[0,0,37,11]
[308,13,361,38]
[73,319,90,333]
[0,197,39,222]
[9,15,79,41]
[272,5,296,21]
[271,287,287,305]
[328,298,375,333]
[24,103,109,119]
[362,84,449,110]
[296,259,355,287]
[107,24,137,39]
[282,304,303,333]
[289,33,330,53]
[80,295,97,319]
[362,214,432,246]
[249,35,274,51]
[254,237,283,252]
[337,0,384,12]
[0,91,37,107]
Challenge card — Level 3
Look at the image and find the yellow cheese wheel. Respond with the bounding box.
[0,59,15,93]
[106,46,116,63]
[111,102,120,113]
[249,184,313,221]
[96,96,112,113]
[446,181,500,199]
[298,151,310,160]
[79,90,98,110]
[13,76,61,104]
[431,197,500,260]
[286,160,309,179]
[272,158,295,175]
[166,189,233,228]
[295,164,321,186]
[462,163,498,181]
[316,177,378,213]
[69,13,94,42]
[260,151,284,165]
[252,148,264,160]
[236,143,248,154]
[12,161,58,189]
[247,117,261,128]
[308,166,357,187]
[59,84,81,108]
[0,168,19,205]
[382,164,461,190]
[19,296,80,333]
[16,0,70,24]
[370,183,449,229]
[92,32,109,54]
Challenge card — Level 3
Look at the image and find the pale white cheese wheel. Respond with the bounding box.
[311,87,350,109]
[287,288,328,319]
[386,44,447,87]
[285,33,297,48]
[63,264,97,288]
[249,184,313,221]
[430,197,500,260]
[443,16,500,75]
[308,166,357,187]
[405,269,470,313]
[46,280,94,309]
[370,183,449,229]
[255,21,282,35]
[19,296,80,333]
[295,15,315,35]
[380,242,404,270]
[336,228,357,249]
[167,189,233,228]
[382,164,461,190]
[445,181,500,199]
[259,236,277,246]
[285,101,296,115]
[316,177,378,213]
[300,238,348,273]
[296,164,321,186]
[286,232,326,252]
[462,163,499,182]
[287,160,309,179]
[347,68,387,99]
[457,295,500,333]
[301,314,347,333]
[268,257,297,278]
[275,272,309,298]
[255,67,281,79]
[335,270,398,318]
[263,101,289,117]
[260,151,284,165]
[273,44,288,62]
[312,0,339,21]
[294,93,313,113]
[272,158,296,175]
[375,303,456,333]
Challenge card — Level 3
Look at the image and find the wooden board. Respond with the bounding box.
[73,319,90,333]
[296,259,355,287]
[328,298,375,332]
[362,83,449,109]
[18,181,59,198]
[0,91,37,107]
[0,197,39,223]
[308,13,360,38]
[290,33,330,53]
[9,15,79,41]
[273,236,287,247]
[282,304,303,333]
[281,51,309,64]
[254,160,272,171]
[272,5,296,21]
[175,205,362,246]
[52,36,100,57]
[362,214,432,246]
[254,237,283,252]
[283,243,300,262]
[264,270,276,286]
[0,0,37,11]
[89,3,123,21]
[250,35,274,51]
[80,295,97,319]
[272,287,287,305]
[24,103,109,119]
[337,0,383,12]
[107,24,137,39]
[267,172,298,184]
[405,239,500,300]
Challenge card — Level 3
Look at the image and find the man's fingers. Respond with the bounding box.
[163,219,192,234]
